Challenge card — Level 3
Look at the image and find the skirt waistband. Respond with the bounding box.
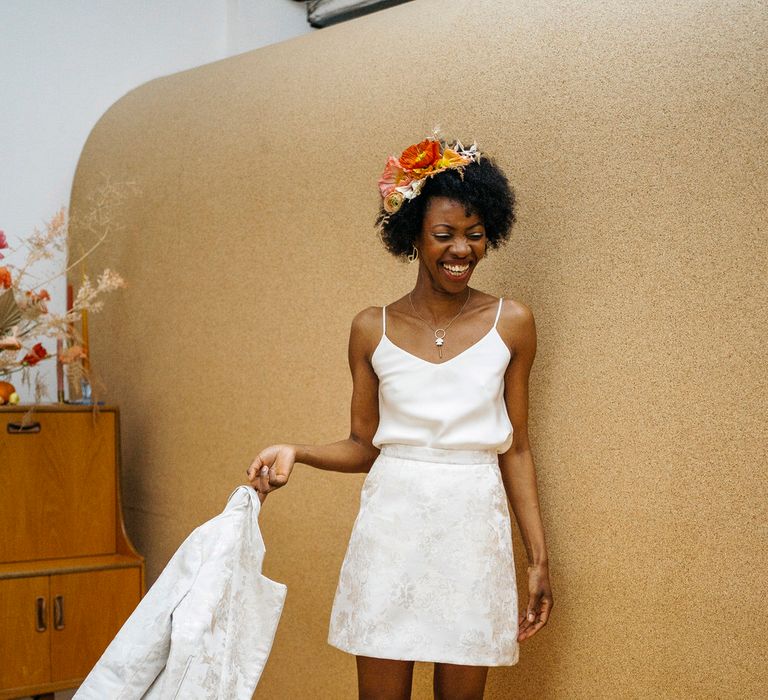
[379,443,498,465]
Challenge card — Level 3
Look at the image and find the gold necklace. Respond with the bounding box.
[408,288,472,359]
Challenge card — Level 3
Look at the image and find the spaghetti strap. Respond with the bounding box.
[493,297,504,328]
[382,305,387,334]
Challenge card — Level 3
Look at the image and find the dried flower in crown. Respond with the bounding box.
[377,133,481,215]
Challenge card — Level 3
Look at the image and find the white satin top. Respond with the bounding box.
[371,297,514,453]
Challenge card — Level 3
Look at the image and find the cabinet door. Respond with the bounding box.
[0,576,50,689]
[49,567,141,682]
[0,411,116,561]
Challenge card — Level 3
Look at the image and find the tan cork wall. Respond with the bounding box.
[68,0,766,696]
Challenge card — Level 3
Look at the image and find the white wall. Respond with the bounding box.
[0,0,312,404]
[228,0,310,54]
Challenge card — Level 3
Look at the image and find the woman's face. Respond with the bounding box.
[416,196,487,290]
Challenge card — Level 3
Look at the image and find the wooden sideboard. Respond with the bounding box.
[0,405,144,700]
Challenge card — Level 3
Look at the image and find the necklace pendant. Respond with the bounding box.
[407,289,471,363]
[434,329,446,358]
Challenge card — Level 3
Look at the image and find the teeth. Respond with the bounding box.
[442,263,470,274]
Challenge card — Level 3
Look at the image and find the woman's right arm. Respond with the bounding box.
[247,307,381,494]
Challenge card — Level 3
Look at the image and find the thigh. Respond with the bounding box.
[356,655,415,700]
[433,662,489,700]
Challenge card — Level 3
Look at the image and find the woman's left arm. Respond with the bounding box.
[497,299,553,641]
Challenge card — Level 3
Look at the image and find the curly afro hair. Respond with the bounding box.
[375,150,516,260]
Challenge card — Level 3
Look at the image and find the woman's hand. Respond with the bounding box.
[246,444,297,496]
[517,562,553,642]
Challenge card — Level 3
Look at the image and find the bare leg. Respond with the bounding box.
[433,662,489,700]
[356,655,415,700]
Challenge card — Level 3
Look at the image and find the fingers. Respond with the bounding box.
[259,465,271,493]
[246,455,263,482]
[518,588,537,623]
[538,596,552,625]
[245,446,295,496]
[269,465,289,487]
[245,456,270,494]
[519,616,546,641]
[517,594,553,642]
[517,607,537,641]
[268,448,294,489]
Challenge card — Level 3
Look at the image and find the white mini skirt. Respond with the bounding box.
[327,443,519,666]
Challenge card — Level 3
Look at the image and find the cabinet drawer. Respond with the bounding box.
[0,411,116,561]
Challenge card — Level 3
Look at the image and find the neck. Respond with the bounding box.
[411,266,471,320]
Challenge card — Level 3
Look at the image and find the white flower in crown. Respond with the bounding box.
[399,179,425,200]
[452,139,481,162]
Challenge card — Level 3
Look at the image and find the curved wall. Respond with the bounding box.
[69,1,766,696]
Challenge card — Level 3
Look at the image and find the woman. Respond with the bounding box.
[247,135,553,700]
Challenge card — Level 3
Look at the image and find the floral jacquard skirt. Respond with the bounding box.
[327,443,519,666]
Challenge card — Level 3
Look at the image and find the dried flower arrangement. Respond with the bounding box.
[0,181,134,406]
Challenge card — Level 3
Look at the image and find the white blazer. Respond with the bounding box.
[75,485,287,699]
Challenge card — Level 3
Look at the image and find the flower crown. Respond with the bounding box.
[377,135,481,215]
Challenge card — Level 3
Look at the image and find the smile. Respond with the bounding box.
[440,262,471,280]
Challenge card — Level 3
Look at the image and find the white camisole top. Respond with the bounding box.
[370,297,514,453]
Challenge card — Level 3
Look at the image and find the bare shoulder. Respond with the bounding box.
[349,305,385,359]
[497,297,537,359]
[350,305,383,335]
[499,297,536,327]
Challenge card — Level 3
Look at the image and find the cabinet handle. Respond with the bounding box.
[54,594,65,630]
[35,596,47,632]
[7,420,41,434]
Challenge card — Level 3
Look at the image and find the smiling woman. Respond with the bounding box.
[418,197,486,290]
[247,132,553,700]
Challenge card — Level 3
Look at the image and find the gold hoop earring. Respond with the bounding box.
[407,245,419,263]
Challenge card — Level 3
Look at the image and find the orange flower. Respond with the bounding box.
[399,139,441,171]
[0,267,11,289]
[434,148,470,171]
[22,342,48,366]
